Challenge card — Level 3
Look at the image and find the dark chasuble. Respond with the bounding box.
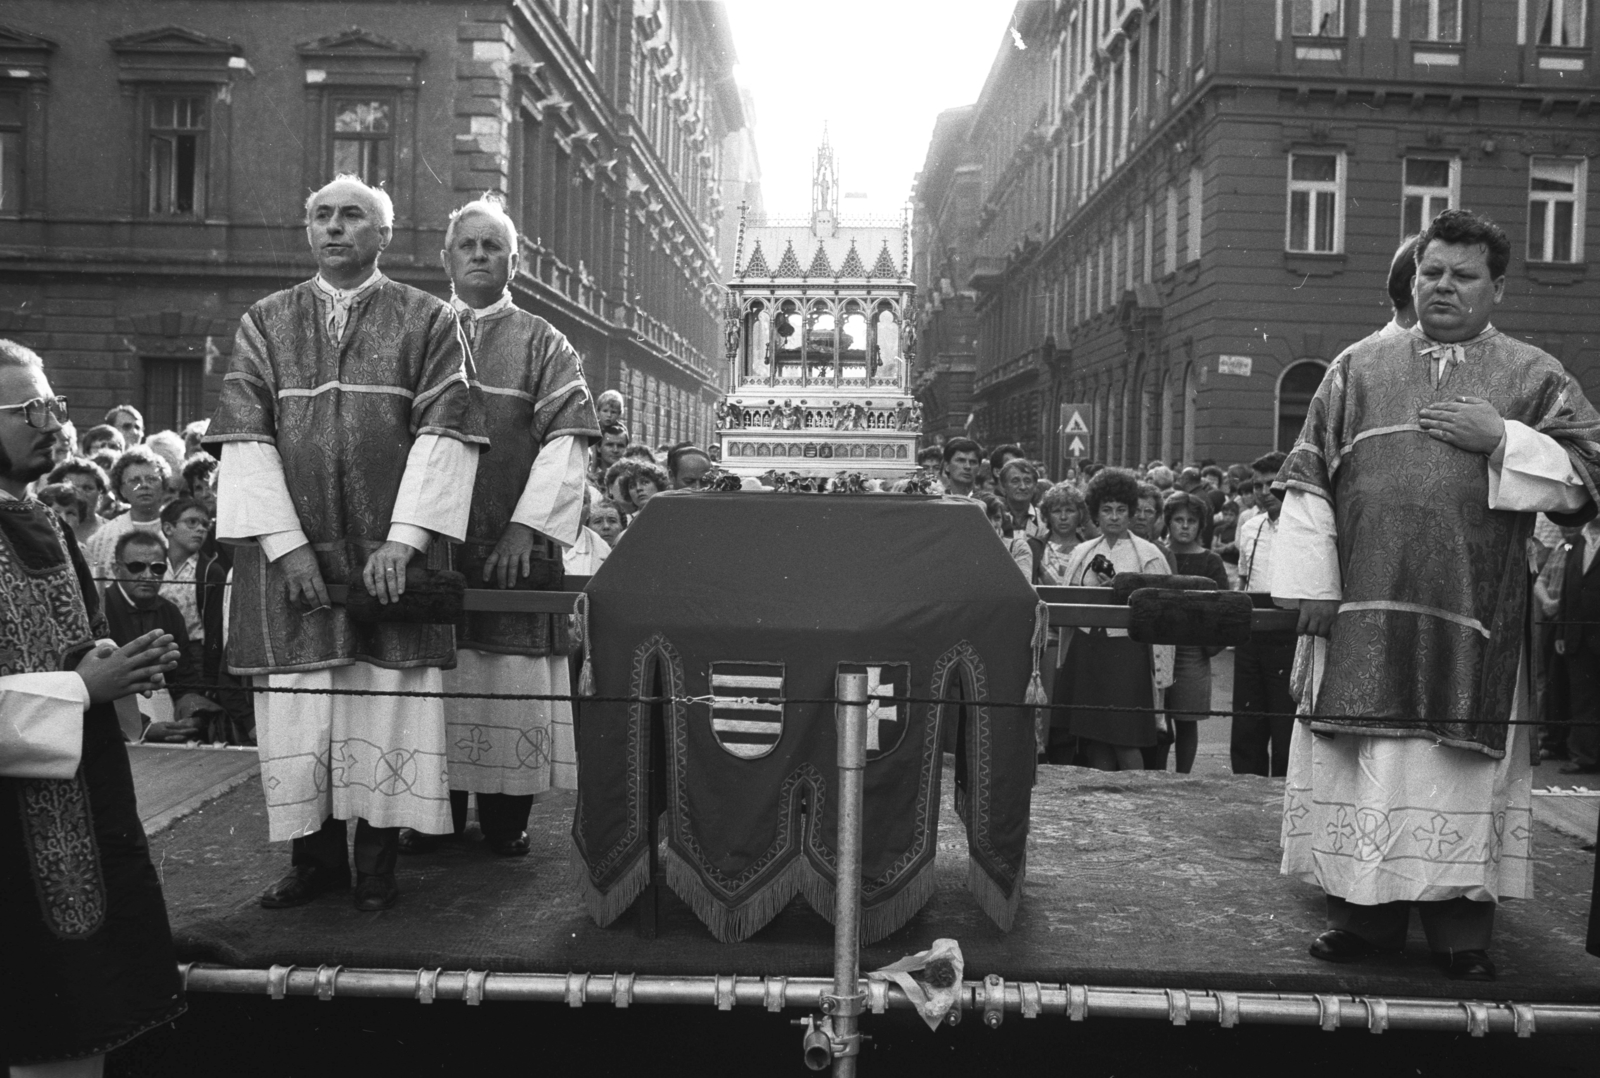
[0,499,183,1066]
[574,495,1040,943]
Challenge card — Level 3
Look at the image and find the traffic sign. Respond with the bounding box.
[1059,403,1092,459]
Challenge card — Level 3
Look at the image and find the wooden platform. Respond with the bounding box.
[147,764,1600,1003]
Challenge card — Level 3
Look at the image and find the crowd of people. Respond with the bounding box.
[3,173,1598,1074]
[30,403,247,747]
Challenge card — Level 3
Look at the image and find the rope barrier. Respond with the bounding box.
[155,682,1600,727]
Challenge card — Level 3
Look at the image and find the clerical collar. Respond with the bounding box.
[1408,323,1498,350]
[314,268,383,301]
[314,269,384,342]
[451,292,514,319]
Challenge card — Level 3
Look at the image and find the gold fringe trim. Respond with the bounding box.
[659,851,942,946]
[570,838,649,928]
[799,860,939,944]
[967,851,1026,932]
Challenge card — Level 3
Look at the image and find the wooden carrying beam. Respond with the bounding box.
[324,584,585,615]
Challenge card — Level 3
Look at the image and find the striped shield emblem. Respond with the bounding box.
[709,662,786,759]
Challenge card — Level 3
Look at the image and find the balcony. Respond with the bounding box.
[966,256,1008,293]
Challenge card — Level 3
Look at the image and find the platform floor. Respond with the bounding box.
[150,759,1600,1004]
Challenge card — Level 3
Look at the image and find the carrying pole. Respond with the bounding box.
[830,672,869,1076]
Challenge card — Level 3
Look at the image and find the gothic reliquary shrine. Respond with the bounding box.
[718,136,920,478]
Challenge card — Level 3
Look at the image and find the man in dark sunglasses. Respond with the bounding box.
[102,533,200,741]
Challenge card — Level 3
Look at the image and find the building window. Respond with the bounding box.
[147,93,207,217]
[1286,152,1343,253]
[1292,0,1344,35]
[1164,183,1179,274]
[1401,157,1457,236]
[1278,361,1328,452]
[1538,0,1587,45]
[1410,0,1462,40]
[144,357,205,433]
[1528,158,1585,263]
[331,98,393,187]
[1187,166,1203,261]
[0,90,21,214]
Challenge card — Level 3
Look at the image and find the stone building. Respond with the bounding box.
[0,0,743,448]
[909,105,980,449]
[951,0,1600,470]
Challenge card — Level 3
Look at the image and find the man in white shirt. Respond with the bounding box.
[1230,450,1295,777]
[210,174,486,912]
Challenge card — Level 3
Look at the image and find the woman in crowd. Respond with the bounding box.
[1158,492,1231,773]
[1048,468,1173,770]
[977,492,1034,579]
[628,461,671,513]
[46,456,110,546]
[34,482,90,544]
[78,422,124,457]
[1037,482,1088,586]
[589,499,627,548]
[1132,481,1177,570]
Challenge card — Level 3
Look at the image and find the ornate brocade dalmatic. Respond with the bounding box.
[1278,328,1600,756]
[456,302,600,656]
[208,275,487,673]
[0,501,105,938]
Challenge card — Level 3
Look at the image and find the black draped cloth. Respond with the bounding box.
[574,494,1039,943]
[0,499,183,1065]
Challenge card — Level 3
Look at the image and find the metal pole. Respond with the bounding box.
[831,672,869,1076]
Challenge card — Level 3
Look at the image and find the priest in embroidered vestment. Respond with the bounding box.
[209,175,486,912]
[400,197,597,857]
[0,340,186,1073]
[1272,210,1600,981]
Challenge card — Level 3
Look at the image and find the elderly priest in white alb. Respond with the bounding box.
[209,175,486,913]
[399,196,599,858]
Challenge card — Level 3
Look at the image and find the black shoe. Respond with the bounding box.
[486,831,531,857]
[1558,762,1600,775]
[1309,929,1385,963]
[353,872,399,911]
[1433,949,1496,982]
[259,864,350,909]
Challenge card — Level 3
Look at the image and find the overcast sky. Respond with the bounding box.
[723,1,1017,220]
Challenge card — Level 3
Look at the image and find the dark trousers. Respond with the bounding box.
[1230,632,1297,777]
[1564,649,1600,768]
[1326,894,1495,953]
[291,817,397,878]
[447,790,535,843]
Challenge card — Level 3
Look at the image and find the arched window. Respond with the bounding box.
[1277,360,1328,452]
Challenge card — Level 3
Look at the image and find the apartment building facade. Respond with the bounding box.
[955,0,1599,469]
[0,0,743,447]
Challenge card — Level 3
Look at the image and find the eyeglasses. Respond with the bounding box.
[121,560,167,576]
[123,475,163,490]
[0,395,68,430]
